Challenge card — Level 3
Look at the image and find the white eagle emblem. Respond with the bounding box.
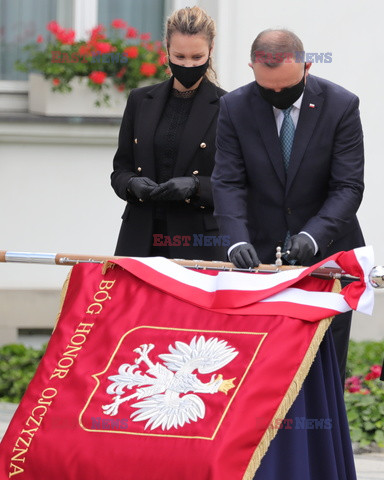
[102,336,238,431]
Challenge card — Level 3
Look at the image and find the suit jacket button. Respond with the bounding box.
[200,142,207,149]
[192,170,199,175]
[137,167,142,172]
[200,205,205,209]
[134,138,138,144]
[139,198,144,202]
[185,198,191,204]
[286,207,292,214]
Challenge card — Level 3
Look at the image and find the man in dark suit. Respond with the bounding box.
[211,29,365,382]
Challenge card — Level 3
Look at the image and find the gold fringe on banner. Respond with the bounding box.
[243,279,341,479]
[52,268,74,332]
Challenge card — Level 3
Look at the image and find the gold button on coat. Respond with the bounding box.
[134,138,138,144]
[137,167,142,172]
[200,142,207,149]
[192,170,199,175]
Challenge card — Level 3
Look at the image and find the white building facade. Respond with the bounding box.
[0,0,383,343]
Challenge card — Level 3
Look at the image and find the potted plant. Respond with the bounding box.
[15,19,169,116]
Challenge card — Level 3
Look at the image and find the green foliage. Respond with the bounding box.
[345,340,384,448]
[346,340,384,377]
[0,343,47,403]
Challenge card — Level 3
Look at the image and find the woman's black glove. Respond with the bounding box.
[127,177,158,201]
[150,176,199,202]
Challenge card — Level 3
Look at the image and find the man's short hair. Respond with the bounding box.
[250,29,304,67]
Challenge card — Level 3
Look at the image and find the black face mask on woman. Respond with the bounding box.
[257,67,306,110]
[169,58,210,89]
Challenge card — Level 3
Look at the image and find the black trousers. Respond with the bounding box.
[330,310,352,386]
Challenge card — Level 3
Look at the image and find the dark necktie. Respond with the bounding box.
[280,106,295,170]
[280,106,296,260]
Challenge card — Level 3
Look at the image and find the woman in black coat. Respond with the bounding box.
[111,6,227,261]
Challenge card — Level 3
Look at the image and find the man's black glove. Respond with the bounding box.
[286,233,315,265]
[127,176,158,201]
[229,243,260,269]
[150,176,199,202]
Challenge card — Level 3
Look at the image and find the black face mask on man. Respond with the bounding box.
[169,58,210,89]
[257,66,306,110]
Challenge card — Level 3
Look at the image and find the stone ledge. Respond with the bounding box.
[0,116,120,145]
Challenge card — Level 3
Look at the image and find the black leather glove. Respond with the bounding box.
[127,176,158,201]
[229,243,260,269]
[286,233,315,265]
[150,177,199,202]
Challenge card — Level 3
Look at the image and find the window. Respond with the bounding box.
[98,0,165,42]
[0,0,59,80]
[0,0,167,82]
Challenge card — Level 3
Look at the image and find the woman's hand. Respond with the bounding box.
[127,177,158,201]
[150,176,199,201]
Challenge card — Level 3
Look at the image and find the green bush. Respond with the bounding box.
[345,340,384,448]
[0,343,47,403]
[346,340,384,377]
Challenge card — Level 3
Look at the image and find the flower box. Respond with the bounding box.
[18,19,168,117]
[28,73,127,117]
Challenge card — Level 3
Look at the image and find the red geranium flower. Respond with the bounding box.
[140,32,151,41]
[158,51,167,66]
[47,21,61,34]
[111,19,128,29]
[345,375,362,393]
[36,35,44,43]
[126,27,138,39]
[56,29,75,45]
[78,45,91,56]
[140,62,157,77]
[89,71,107,84]
[90,25,106,42]
[116,67,127,79]
[370,364,382,377]
[52,78,60,86]
[93,42,114,54]
[364,364,382,381]
[124,46,139,58]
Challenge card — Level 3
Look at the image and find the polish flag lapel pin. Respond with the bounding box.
[309,103,316,108]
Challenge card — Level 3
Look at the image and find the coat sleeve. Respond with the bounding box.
[301,94,365,254]
[110,91,138,201]
[211,96,252,246]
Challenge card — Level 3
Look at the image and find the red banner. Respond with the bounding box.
[0,247,374,479]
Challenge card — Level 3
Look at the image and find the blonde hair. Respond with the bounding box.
[165,6,218,84]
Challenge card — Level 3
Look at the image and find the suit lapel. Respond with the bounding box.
[135,79,172,179]
[286,76,323,193]
[173,80,219,176]
[251,84,286,187]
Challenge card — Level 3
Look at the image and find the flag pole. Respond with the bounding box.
[1,249,383,287]
[0,249,301,272]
